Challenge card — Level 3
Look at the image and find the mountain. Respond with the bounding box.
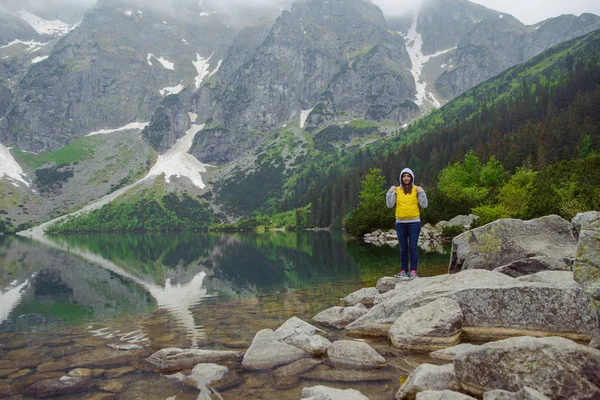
[434,12,600,99]
[180,0,415,165]
[0,0,233,152]
[1,0,599,232]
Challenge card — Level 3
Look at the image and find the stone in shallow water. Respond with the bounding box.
[275,316,331,355]
[301,385,368,400]
[273,358,322,389]
[242,329,309,370]
[313,304,368,328]
[98,379,125,393]
[395,364,460,400]
[301,364,396,382]
[454,336,600,398]
[389,297,463,351]
[37,347,145,372]
[105,366,135,378]
[23,376,93,398]
[327,340,387,369]
[145,347,243,373]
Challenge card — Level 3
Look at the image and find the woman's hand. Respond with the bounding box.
[416,186,423,193]
[389,185,397,192]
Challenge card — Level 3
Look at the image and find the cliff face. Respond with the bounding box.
[435,13,600,99]
[186,0,415,165]
[0,0,233,152]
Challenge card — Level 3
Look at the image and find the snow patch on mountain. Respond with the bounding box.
[0,39,48,52]
[16,10,75,36]
[31,55,48,64]
[141,115,208,189]
[401,17,456,108]
[300,108,313,129]
[209,59,222,78]
[147,54,175,70]
[193,53,211,88]
[160,84,185,96]
[87,122,149,137]
[0,142,30,187]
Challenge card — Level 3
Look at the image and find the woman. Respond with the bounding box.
[386,168,428,278]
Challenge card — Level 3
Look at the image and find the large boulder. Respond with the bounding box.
[241,329,309,370]
[389,298,463,351]
[395,364,461,400]
[449,215,576,274]
[572,211,600,326]
[454,336,600,399]
[301,385,368,400]
[326,340,387,369]
[345,270,593,341]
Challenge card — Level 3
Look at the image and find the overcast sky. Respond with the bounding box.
[1,0,599,26]
[373,0,600,25]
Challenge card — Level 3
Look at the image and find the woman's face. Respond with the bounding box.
[402,173,412,185]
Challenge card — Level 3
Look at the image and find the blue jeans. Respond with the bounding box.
[395,221,421,272]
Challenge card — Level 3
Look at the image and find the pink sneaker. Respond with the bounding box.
[410,270,418,279]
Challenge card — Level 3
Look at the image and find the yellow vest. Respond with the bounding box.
[395,187,420,220]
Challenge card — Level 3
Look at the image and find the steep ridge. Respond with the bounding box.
[0,0,233,152]
[435,12,600,99]
[184,0,415,165]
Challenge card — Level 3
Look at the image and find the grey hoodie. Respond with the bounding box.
[386,167,428,222]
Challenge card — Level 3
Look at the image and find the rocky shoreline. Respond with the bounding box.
[1,213,599,399]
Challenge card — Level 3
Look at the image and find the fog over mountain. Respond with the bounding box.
[2,0,599,26]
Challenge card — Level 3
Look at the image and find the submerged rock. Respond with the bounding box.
[389,298,463,351]
[23,376,93,398]
[449,215,576,274]
[301,385,368,400]
[454,336,600,399]
[145,348,243,373]
[242,329,308,370]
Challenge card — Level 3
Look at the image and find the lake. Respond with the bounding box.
[0,231,450,399]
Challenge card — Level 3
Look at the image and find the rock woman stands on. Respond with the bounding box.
[386,168,428,279]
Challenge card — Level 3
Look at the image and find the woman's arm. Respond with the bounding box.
[416,186,428,208]
[386,186,396,208]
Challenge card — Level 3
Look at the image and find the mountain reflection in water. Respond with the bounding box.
[0,231,449,347]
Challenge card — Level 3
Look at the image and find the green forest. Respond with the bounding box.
[38,29,600,235]
[274,29,600,232]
